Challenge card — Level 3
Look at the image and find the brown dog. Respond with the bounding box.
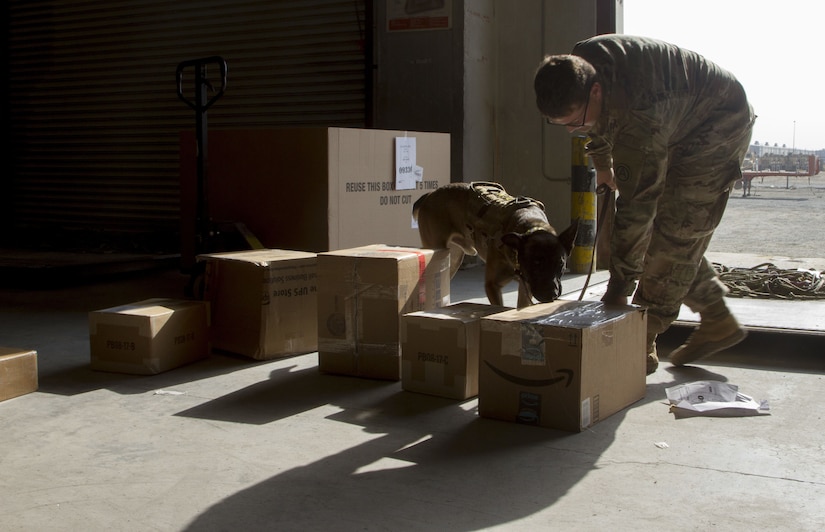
[413,181,578,307]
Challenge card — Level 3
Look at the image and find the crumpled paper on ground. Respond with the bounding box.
[665,380,770,418]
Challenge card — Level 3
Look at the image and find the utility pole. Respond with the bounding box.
[790,121,796,189]
[793,120,796,152]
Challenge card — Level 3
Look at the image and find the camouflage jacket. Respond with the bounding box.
[572,34,754,292]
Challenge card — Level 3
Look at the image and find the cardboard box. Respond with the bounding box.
[401,303,510,400]
[317,245,451,380]
[478,301,647,432]
[180,128,450,268]
[0,348,38,402]
[200,249,318,360]
[89,298,209,375]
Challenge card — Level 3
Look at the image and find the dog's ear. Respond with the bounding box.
[501,232,522,250]
[412,192,431,220]
[559,219,580,253]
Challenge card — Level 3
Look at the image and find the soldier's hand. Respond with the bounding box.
[596,168,616,191]
[601,292,628,306]
[601,280,628,306]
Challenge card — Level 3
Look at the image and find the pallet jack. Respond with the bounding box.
[176,56,264,297]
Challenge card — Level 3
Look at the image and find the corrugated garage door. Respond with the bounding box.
[7,0,368,250]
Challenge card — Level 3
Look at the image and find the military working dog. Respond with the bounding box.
[412,181,578,308]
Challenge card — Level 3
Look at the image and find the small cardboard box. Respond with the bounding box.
[317,245,451,380]
[200,249,318,360]
[0,348,38,402]
[478,301,646,432]
[180,128,450,269]
[89,298,209,375]
[401,303,510,400]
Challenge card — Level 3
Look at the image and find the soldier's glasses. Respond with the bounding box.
[545,86,591,128]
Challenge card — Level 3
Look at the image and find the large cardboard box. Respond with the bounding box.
[89,298,209,375]
[200,249,318,360]
[401,303,510,400]
[317,245,451,380]
[180,128,450,268]
[0,348,38,402]
[478,301,647,432]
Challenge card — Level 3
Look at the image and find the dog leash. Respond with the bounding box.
[577,183,612,301]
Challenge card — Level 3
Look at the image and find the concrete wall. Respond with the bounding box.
[462,0,496,182]
[373,0,608,230]
[494,1,598,229]
[372,0,466,181]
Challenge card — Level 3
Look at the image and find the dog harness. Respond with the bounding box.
[466,182,550,290]
[469,181,545,221]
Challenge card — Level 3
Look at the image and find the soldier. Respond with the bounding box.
[534,34,756,375]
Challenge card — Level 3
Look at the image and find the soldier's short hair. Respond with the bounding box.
[534,54,596,119]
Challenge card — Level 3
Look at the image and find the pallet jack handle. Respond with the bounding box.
[176,56,227,274]
[176,56,227,112]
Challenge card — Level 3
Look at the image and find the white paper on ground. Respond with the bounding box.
[665,380,770,418]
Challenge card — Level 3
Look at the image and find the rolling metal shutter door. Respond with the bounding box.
[8,0,367,242]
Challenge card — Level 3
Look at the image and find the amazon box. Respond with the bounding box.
[180,128,450,270]
[317,245,451,380]
[478,301,646,432]
[200,249,318,360]
[0,348,38,402]
[401,303,510,400]
[89,298,209,375]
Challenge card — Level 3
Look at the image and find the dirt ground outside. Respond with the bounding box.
[708,172,825,259]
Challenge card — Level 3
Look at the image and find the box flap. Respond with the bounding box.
[198,249,316,265]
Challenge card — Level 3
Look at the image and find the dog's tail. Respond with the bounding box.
[412,192,431,222]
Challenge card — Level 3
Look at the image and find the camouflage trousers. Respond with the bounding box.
[626,110,756,335]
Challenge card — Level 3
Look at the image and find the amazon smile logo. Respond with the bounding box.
[484,361,574,388]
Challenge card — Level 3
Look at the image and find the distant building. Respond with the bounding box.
[749,141,820,157]
[746,142,821,173]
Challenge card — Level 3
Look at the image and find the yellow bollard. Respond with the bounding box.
[569,136,596,274]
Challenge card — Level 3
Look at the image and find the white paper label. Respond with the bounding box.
[581,397,591,429]
[395,136,418,190]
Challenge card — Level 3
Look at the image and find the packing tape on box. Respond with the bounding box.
[319,338,397,356]
[374,247,428,307]
[530,302,627,328]
[520,323,546,366]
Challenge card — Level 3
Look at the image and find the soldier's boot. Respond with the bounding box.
[646,332,659,375]
[669,300,747,367]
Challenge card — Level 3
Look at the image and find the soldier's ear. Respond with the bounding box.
[591,82,604,113]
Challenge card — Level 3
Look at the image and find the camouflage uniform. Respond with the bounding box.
[573,35,755,335]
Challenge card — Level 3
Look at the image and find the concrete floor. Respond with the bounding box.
[1,259,824,531]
